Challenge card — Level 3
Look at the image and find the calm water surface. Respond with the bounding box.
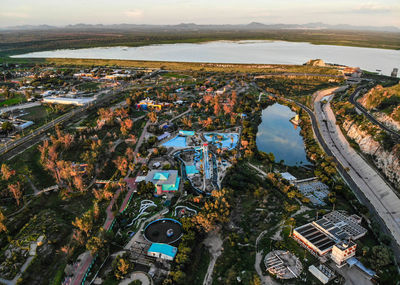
[256,103,310,166]
[13,40,399,75]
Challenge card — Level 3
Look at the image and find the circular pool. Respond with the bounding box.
[143,218,183,244]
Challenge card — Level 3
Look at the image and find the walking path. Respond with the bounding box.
[0,236,43,285]
[254,230,279,285]
[133,120,150,163]
[24,175,39,195]
[248,163,268,177]
[70,177,137,285]
[203,232,223,285]
[124,208,168,250]
[119,271,153,285]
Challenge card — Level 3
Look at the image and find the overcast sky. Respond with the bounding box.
[1,0,399,28]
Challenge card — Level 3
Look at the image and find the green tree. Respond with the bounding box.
[1,121,13,133]
[369,245,392,270]
[112,253,132,280]
[0,210,6,233]
[137,181,155,198]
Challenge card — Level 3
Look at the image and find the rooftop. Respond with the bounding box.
[314,211,367,241]
[281,172,297,181]
[145,170,180,191]
[148,243,177,258]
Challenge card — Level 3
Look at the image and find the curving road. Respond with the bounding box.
[288,89,400,261]
[349,87,400,140]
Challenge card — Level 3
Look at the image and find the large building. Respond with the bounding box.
[42,96,95,106]
[293,211,366,258]
[145,170,180,194]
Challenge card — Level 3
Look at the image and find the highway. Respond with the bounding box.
[349,87,400,140]
[289,89,400,261]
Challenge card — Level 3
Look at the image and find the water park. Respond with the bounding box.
[143,218,183,244]
[161,130,197,148]
[162,135,187,148]
[174,145,219,195]
[174,205,198,218]
[204,132,239,150]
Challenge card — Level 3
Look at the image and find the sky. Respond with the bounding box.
[0,0,399,28]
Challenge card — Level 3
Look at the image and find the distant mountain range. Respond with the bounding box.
[2,22,399,32]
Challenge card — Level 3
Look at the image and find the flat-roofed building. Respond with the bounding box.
[145,170,180,194]
[42,96,95,106]
[314,211,367,241]
[308,264,336,284]
[293,211,366,258]
[331,241,357,268]
[293,224,336,256]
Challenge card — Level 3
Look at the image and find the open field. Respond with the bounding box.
[44,58,342,75]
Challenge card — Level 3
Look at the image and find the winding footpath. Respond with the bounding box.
[70,178,137,285]
[203,232,223,285]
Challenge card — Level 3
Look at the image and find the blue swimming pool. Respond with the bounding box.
[162,135,187,148]
[185,165,199,175]
[204,133,239,150]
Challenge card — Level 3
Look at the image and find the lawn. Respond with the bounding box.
[76,82,100,91]
[8,143,56,189]
[162,72,190,79]
[0,96,25,107]
[19,105,48,121]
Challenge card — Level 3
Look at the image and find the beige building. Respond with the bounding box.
[331,241,357,268]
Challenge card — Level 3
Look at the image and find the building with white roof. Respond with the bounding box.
[42,97,95,106]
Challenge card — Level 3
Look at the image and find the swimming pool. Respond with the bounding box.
[185,165,199,175]
[204,133,239,150]
[162,135,187,148]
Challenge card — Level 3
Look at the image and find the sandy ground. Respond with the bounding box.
[203,231,223,285]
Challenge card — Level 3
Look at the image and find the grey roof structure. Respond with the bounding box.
[293,211,367,257]
[314,211,367,241]
[145,170,179,186]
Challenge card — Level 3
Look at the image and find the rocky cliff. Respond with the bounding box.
[343,119,400,189]
[358,84,400,132]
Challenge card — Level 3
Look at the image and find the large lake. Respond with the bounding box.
[13,40,399,75]
[256,103,310,166]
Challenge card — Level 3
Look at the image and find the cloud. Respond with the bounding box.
[351,3,391,14]
[123,9,144,18]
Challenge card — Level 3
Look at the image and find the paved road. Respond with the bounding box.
[133,120,150,163]
[349,87,400,140]
[0,101,41,114]
[254,72,345,79]
[289,88,400,261]
[315,95,400,248]
[248,163,268,177]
